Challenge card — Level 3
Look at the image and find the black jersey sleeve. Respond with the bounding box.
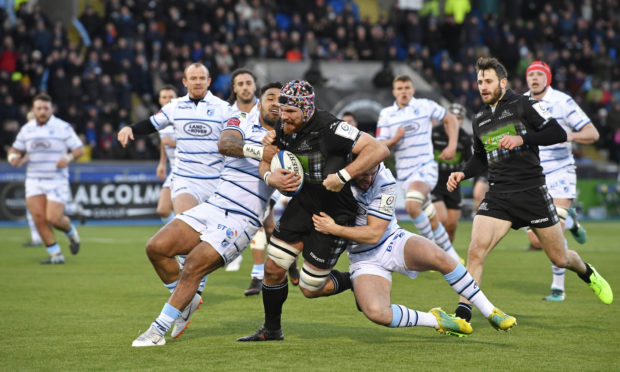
[130,119,158,135]
[521,97,567,145]
[462,134,487,179]
[325,120,361,155]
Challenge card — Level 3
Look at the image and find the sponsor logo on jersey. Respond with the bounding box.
[225,228,237,240]
[184,122,212,136]
[498,109,513,120]
[207,109,215,116]
[479,118,491,127]
[226,117,241,127]
[31,140,51,150]
[481,125,517,152]
[178,104,193,110]
[405,122,420,132]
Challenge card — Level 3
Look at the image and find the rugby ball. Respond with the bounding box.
[270,150,304,196]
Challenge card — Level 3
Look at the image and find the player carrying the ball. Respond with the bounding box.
[238,79,389,342]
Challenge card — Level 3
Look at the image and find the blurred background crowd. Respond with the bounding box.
[1,0,620,162]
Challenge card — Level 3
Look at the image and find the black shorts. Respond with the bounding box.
[476,185,559,230]
[272,196,354,269]
[431,184,462,210]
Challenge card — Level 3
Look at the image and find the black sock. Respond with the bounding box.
[578,263,593,283]
[455,302,473,322]
[328,270,351,295]
[262,280,288,330]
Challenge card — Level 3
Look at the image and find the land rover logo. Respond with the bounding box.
[405,122,420,132]
[183,122,212,137]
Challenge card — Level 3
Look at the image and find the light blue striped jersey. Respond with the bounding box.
[348,163,400,254]
[149,92,231,181]
[159,126,176,168]
[206,109,275,225]
[525,87,591,174]
[12,115,83,179]
[376,97,446,181]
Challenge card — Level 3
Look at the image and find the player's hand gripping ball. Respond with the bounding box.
[270,150,304,196]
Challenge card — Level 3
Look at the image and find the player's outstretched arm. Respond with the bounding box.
[117,126,134,148]
[313,212,389,244]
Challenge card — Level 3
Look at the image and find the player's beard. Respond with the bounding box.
[482,84,503,106]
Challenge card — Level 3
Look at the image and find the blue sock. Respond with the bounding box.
[164,281,177,294]
[413,213,434,240]
[64,225,76,238]
[251,264,265,280]
[161,212,175,225]
[151,303,181,336]
[46,243,61,255]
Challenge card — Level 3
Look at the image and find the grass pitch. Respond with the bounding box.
[1,221,619,371]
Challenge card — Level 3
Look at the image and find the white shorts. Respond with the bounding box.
[162,173,173,189]
[25,178,71,204]
[176,202,260,265]
[400,161,438,196]
[545,166,576,199]
[348,229,418,282]
[171,176,219,204]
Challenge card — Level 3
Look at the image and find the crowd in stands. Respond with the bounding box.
[1,0,620,163]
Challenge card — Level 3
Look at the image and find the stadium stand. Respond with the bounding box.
[1,0,619,164]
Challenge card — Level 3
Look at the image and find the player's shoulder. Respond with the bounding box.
[376,164,396,187]
[50,116,74,130]
[205,91,231,107]
[546,87,572,104]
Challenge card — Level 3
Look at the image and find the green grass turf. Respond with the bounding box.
[1,221,619,371]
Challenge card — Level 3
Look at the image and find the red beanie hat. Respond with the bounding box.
[526,61,552,87]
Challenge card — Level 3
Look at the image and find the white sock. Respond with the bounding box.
[388,304,437,328]
[550,240,567,291]
[251,264,265,280]
[413,213,434,240]
[46,243,61,256]
[444,264,494,318]
[564,215,574,230]
[151,303,181,336]
[27,211,42,243]
[164,281,177,294]
[433,224,459,260]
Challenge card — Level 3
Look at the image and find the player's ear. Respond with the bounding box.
[500,78,508,89]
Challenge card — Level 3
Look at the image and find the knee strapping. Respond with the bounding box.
[555,206,569,223]
[299,263,331,291]
[406,190,426,204]
[423,200,436,219]
[250,229,267,250]
[267,239,300,269]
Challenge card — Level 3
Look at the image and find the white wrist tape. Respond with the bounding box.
[64,153,74,162]
[243,144,264,160]
[336,168,351,184]
[7,153,20,162]
[263,171,272,186]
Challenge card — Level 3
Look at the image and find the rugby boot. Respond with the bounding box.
[171,293,203,338]
[430,308,472,337]
[568,208,587,244]
[288,263,300,286]
[244,277,262,296]
[543,289,565,302]
[132,326,165,347]
[237,326,284,341]
[587,266,613,304]
[488,308,517,331]
[40,253,65,265]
